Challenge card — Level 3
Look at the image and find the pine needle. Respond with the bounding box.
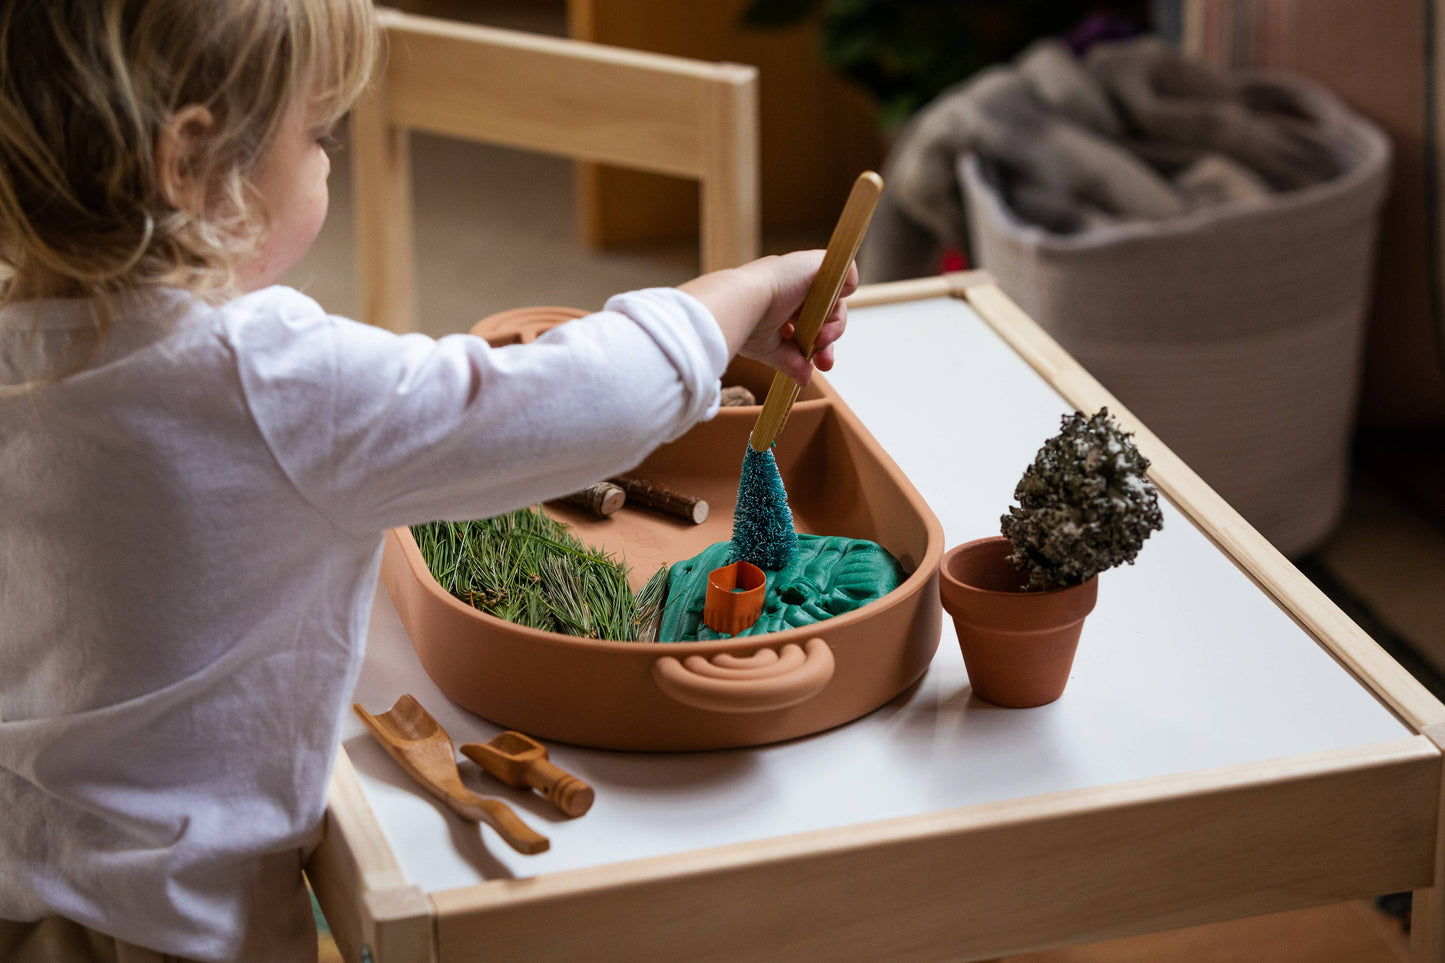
[412,507,669,642]
[632,565,670,643]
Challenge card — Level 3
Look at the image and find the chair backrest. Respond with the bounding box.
[351,9,760,331]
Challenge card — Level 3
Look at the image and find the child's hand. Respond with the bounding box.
[678,251,857,387]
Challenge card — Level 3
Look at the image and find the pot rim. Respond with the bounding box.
[939,535,1097,598]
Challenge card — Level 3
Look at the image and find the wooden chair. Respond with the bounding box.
[351,8,760,331]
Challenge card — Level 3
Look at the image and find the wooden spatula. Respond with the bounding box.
[353,695,549,855]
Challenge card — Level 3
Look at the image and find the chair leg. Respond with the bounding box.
[352,82,417,332]
[699,63,759,273]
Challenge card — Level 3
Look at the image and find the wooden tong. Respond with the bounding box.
[748,170,883,453]
[353,696,549,854]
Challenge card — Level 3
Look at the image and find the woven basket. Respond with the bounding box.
[961,74,1390,556]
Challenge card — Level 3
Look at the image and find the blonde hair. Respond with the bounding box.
[0,0,378,315]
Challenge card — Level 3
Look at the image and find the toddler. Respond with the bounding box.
[0,1,854,960]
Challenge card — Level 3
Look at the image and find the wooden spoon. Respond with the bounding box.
[461,731,595,818]
[353,696,549,855]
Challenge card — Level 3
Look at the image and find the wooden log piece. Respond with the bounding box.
[558,482,626,518]
[720,384,757,406]
[609,473,709,524]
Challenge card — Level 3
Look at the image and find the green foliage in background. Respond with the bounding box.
[413,508,668,642]
[742,0,1137,127]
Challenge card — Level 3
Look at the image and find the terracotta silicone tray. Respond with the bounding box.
[378,308,944,750]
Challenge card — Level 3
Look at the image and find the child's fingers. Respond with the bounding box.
[814,306,847,349]
[768,338,814,386]
[839,261,860,300]
[764,251,826,326]
[809,305,848,371]
[731,250,853,384]
[782,309,845,380]
[807,262,854,355]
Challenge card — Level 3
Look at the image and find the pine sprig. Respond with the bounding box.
[632,565,672,643]
[412,508,667,641]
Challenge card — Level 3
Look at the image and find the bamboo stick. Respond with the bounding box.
[748,171,882,452]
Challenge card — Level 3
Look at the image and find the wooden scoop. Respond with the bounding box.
[353,696,549,855]
[461,731,595,818]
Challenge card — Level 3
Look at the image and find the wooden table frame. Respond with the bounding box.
[308,273,1445,962]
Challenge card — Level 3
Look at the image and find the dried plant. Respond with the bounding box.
[1000,407,1163,591]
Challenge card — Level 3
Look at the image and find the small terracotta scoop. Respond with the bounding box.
[353,696,549,855]
[461,731,595,818]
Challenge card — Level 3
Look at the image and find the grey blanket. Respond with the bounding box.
[861,36,1340,282]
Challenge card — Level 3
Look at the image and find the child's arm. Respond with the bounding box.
[231,253,856,534]
[678,250,856,388]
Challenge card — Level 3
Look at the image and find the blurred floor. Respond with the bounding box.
[292,5,1444,961]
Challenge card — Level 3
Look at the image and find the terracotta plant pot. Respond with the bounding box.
[937,536,1098,708]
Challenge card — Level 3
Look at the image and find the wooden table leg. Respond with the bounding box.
[1412,726,1445,962]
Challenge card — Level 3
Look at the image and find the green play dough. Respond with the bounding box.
[656,534,906,642]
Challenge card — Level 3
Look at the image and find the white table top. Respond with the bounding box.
[340,295,1407,893]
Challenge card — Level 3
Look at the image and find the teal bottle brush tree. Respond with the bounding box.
[730,171,883,569]
[733,444,797,569]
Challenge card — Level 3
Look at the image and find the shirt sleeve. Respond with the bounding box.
[227,286,728,535]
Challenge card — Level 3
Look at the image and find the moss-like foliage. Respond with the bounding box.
[1000,407,1163,592]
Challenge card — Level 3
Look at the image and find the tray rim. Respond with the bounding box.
[384,322,946,655]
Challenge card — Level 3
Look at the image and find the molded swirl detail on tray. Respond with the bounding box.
[651,639,835,713]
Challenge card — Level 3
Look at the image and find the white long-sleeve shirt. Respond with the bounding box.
[0,284,727,961]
